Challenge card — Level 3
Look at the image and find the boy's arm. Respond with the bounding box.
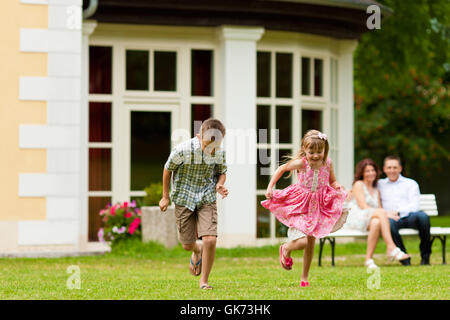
[160,146,184,212]
[216,173,228,199]
[159,168,172,212]
[214,150,228,199]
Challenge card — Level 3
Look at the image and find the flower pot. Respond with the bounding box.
[141,206,178,248]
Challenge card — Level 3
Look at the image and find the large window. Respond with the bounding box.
[301,56,324,97]
[125,49,177,93]
[191,49,214,135]
[88,43,216,243]
[329,57,339,170]
[88,46,113,242]
[256,51,296,239]
[256,49,334,240]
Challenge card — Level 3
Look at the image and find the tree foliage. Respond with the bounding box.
[354,0,450,174]
[355,75,449,174]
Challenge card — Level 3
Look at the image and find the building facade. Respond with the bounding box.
[0,0,390,254]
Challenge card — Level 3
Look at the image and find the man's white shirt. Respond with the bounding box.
[378,175,421,218]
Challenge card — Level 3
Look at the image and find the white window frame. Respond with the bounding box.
[123,46,182,98]
[87,25,219,242]
[124,104,179,200]
[255,41,336,243]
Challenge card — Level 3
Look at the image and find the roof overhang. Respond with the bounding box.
[83,0,392,39]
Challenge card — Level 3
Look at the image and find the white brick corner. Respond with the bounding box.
[19,125,80,149]
[19,173,79,197]
[18,220,78,245]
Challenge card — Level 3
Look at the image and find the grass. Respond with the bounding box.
[0,217,449,300]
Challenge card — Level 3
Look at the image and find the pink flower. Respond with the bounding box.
[97,228,105,243]
[122,202,128,209]
[110,204,118,216]
[128,218,141,235]
[112,226,127,234]
[130,200,136,208]
[135,208,142,216]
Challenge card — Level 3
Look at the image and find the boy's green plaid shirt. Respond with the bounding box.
[164,137,227,211]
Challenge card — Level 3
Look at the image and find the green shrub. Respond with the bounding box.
[143,182,164,206]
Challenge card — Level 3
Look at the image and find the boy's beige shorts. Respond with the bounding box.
[174,202,217,244]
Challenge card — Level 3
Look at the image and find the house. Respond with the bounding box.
[0,0,391,255]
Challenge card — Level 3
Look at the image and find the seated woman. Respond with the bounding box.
[346,158,409,269]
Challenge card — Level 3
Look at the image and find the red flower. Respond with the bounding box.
[124,212,132,218]
[129,218,141,235]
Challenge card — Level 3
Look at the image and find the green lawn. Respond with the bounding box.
[0,216,449,300]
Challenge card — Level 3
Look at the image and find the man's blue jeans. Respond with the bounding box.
[389,211,432,260]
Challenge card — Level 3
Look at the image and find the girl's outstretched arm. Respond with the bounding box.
[265,159,303,199]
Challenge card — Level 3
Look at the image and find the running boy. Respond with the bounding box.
[159,118,228,290]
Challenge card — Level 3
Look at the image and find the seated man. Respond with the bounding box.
[378,155,431,266]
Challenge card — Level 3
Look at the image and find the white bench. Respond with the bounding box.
[318,194,450,266]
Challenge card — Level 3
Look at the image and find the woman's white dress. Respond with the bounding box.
[346,184,379,231]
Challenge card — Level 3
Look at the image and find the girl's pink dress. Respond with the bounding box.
[261,157,347,239]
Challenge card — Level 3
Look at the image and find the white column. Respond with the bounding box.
[80,21,97,250]
[337,40,358,189]
[217,26,264,247]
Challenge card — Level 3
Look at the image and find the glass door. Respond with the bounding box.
[124,105,178,204]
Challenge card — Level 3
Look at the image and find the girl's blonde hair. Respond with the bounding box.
[283,129,329,178]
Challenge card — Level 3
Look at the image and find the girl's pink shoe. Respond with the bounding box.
[300,281,310,287]
[279,244,293,270]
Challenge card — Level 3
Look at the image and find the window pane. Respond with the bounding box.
[89,46,112,94]
[89,102,111,143]
[330,59,335,103]
[314,58,323,97]
[276,105,292,143]
[302,109,322,136]
[131,111,171,191]
[191,104,212,136]
[276,53,292,98]
[257,195,270,238]
[126,50,149,91]
[154,51,176,91]
[89,148,111,191]
[257,105,270,143]
[276,149,292,189]
[191,50,213,96]
[330,59,339,104]
[334,60,338,103]
[89,196,111,242]
[276,220,288,238]
[330,149,338,172]
[330,109,338,146]
[301,57,310,95]
[257,51,271,97]
[257,148,271,190]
